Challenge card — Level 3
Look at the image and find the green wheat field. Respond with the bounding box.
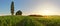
[0,15,60,26]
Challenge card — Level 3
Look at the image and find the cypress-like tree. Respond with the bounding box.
[11,1,14,15]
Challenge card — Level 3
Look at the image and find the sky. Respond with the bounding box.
[0,0,60,15]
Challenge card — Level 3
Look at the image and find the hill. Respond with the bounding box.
[0,15,60,26]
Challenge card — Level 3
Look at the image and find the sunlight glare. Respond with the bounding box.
[43,10,49,15]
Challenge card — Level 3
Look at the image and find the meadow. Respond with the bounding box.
[0,15,60,26]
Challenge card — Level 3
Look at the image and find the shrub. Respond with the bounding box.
[16,10,22,15]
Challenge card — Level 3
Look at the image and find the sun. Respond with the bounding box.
[42,9,51,15]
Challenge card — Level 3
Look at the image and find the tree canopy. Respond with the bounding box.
[16,10,22,15]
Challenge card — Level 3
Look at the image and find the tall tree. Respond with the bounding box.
[11,1,14,15]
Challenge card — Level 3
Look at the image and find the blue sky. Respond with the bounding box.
[0,0,60,15]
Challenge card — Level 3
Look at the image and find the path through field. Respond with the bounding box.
[13,17,45,26]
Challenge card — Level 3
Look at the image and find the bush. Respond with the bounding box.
[16,10,22,15]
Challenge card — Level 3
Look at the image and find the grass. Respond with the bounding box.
[0,15,60,26]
